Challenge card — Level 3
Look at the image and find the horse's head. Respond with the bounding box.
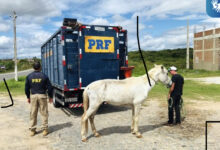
[149,64,172,88]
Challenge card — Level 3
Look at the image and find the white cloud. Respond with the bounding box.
[0,36,12,49]
[84,0,205,20]
[0,0,63,17]
[201,17,220,28]
[53,21,63,27]
[0,23,10,32]
[140,0,205,19]
[174,14,207,20]
[127,25,195,51]
[0,17,11,32]
[0,36,13,58]
[111,15,145,34]
[90,18,110,25]
[0,22,52,58]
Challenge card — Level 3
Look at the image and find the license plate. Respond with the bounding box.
[65,98,78,102]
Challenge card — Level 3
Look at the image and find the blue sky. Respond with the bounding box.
[0,0,220,59]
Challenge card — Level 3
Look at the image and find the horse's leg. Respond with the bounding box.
[133,104,142,138]
[81,106,98,142]
[81,112,88,142]
[131,105,135,134]
[89,113,100,137]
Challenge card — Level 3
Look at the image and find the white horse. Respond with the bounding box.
[81,65,172,142]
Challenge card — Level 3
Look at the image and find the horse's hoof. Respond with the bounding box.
[136,133,143,138]
[131,130,135,134]
[81,137,87,142]
[94,132,101,137]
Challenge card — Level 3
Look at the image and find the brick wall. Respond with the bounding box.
[204,39,213,50]
[193,28,220,71]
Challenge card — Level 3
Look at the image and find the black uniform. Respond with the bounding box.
[168,74,184,124]
[25,71,53,99]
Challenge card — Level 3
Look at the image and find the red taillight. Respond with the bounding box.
[79,25,86,31]
[121,29,126,32]
[61,35,64,40]
[61,26,66,29]
[62,60,66,66]
[79,49,82,59]
[117,49,119,59]
[79,78,82,89]
[62,56,66,66]
[64,84,69,91]
[113,27,119,32]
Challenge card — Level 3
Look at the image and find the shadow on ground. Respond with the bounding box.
[49,122,73,133]
[87,123,164,139]
[97,104,130,114]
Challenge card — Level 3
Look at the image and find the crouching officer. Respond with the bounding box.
[167,66,184,125]
[25,62,53,136]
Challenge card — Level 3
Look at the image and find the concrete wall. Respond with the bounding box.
[193,28,220,71]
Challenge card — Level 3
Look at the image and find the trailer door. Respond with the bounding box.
[79,26,119,87]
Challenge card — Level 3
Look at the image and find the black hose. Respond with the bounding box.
[1,78,14,108]
[137,16,151,86]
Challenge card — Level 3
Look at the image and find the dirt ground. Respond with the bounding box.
[1,94,220,150]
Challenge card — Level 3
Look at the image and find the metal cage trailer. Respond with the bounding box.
[41,18,132,108]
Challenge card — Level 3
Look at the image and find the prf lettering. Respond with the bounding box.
[88,39,112,50]
[85,36,114,53]
[32,79,42,83]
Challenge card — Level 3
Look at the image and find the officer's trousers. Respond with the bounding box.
[29,94,48,131]
[168,95,181,124]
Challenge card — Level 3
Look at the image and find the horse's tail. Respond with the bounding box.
[83,88,89,112]
[82,88,89,134]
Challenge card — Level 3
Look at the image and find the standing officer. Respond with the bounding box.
[25,62,53,136]
[167,66,184,125]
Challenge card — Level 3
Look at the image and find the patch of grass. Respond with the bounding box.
[183,80,220,101]
[0,76,26,96]
[179,69,220,78]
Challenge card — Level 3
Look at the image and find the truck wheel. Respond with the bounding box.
[53,91,61,108]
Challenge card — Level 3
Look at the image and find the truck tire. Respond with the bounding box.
[53,91,61,108]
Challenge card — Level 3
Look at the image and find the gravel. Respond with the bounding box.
[1,96,219,150]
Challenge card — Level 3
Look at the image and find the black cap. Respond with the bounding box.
[33,62,41,70]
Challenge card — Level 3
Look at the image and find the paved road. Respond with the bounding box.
[0,69,33,81]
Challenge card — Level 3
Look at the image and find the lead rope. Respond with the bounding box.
[137,16,151,86]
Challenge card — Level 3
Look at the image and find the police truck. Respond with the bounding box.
[41,18,133,108]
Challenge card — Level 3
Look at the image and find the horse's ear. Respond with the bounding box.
[154,64,157,67]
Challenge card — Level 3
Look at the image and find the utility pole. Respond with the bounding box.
[186,20,189,69]
[11,11,18,81]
